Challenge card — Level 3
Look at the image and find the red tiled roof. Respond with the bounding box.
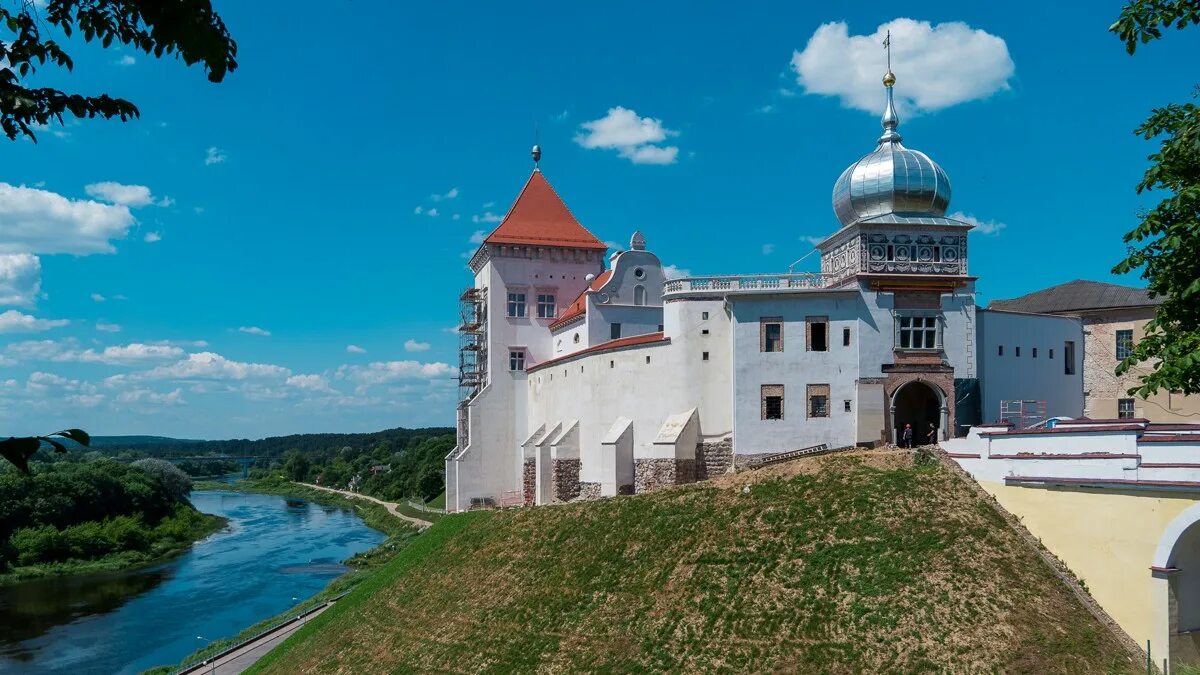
[527,332,668,373]
[1140,435,1200,443]
[549,270,611,331]
[483,171,607,250]
[1146,424,1200,432]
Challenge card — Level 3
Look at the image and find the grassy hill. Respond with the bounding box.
[251,450,1136,674]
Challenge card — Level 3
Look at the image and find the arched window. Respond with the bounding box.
[634,285,646,306]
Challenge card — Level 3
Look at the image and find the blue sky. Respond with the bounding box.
[0,1,1192,438]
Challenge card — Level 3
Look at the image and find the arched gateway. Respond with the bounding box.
[889,379,949,444]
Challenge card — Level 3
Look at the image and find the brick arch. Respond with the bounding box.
[883,372,955,443]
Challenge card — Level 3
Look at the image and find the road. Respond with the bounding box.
[180,604,330,675]
[300,483,432,529]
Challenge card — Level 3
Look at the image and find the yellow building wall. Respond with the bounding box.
[977,480,1197,650]
[1082,310,1200,422]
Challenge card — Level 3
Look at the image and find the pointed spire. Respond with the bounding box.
[879,30,902,144]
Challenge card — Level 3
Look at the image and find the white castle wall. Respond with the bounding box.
[977,309,1085,422]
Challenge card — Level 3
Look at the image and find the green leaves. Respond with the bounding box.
[1110,0,1200,54]
[0,429,92,475]
[1,0,238,141]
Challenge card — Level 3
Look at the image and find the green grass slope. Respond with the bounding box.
[251,451,1135,674]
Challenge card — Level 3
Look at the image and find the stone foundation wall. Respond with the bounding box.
[522,458,535,506]
[634,458,696,494]
[696,439,733,480]
[617,483,634,495]
[578,482,601,500]
[551,458,581,503]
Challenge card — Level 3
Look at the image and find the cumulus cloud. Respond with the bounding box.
[117,54,136,66]
[286,374,335,393]
[96,321,121,333]
[4,339,182,364]
[84,182,160,208]
[0,183,135,255]
[662,264,691,280]
[144,231,162,243]
[346,344,367,354]
[430,187,459,202]
[800,235,826,247]
[790,18,1014,115]
[91,293,106,302]
[471,212,502,224]
[404,339,431,352]
[575,107,680,165]
[141,352,291,381]
[117,387,185,406]
[238,326,271,337]
[0,309,68,333]
[0,253,41,306]
[950,211,1007,235]
[468,230,486,245]
[337,360,453,386]
[762,243,776,255]
[204,147,228,165]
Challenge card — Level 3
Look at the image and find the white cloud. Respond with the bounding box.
[800,235,826,247]
[0,253,41,306]
[144,231,162,243]
[84,182,157,208]
[117,54,136,66]
[950,211,1007,235]
[575,107,680,165]
[790,18,1014,115]
[72,343,184,365]
[204,147,228,165]
[430,187,459,202]
[117,387,185,406]
[337,360,453,386]
[757,104,777,114]
[346,344,367,354]
[468,230,486,245]
[662,264,691,280]
[0,309,68,333]
[286,374,335,392]
[413,206,423,215]
[0,183,135,255]
[472,212,502,224]
[91,292,106,302]
[96,321,121,333]
[238,326,271,337]
[5,339,64,361]
[141,352,291,381]
[404,339,431,353]
[426,207,439,218]
[762,243,776,255]
[452,214,460,221]
[482,201,496,208]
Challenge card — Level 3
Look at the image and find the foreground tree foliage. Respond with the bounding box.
[0,0,237,140]
[1110,0,1200,396]
[0,428,90,473]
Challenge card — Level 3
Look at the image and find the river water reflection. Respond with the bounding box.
[0,490,385,674]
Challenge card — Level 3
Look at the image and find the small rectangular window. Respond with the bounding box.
[998,345,1004,356]
[844,399,852,412]
[507,292,526,318]
[702,351,710,361]
[702,329,710,335]
[536,294,556,319]
[1064,341,1076,375]
[842,327,851,347]
[1016,347,1021,357]
[807,384,830,418]
[1049,348,1054,359]
[509,350,525,371]
[1118,398,1136,419]
[1032,348,1038,358]
[645,355,650,364]
[701,311,709,320]
[761,384,784,420]
[762,319,783,352]
[807,317,828,352]
[1116,329,1134,360]
[610,323,622,340]
[609,360,614,369]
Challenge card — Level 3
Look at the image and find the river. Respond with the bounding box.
[0,489,387,674]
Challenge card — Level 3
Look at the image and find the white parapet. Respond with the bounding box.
[598,417,634,497]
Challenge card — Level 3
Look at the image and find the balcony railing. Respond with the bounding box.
[663,273,831,295]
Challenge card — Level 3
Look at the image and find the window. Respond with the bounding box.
[634,267,645,279]
[536,294,556,318]
[843,327,851,347]
[1049,348,1054,359]
[807,317,828,352]
[807,384,830,418]
[645,356,651,364]
[1015,347,1021,357]
[610,323,622,340]
[998,345,1004,356]
[702,329,710,335]
[1118,398,1136,419]
[762,318,783,352]
[761,385,784,420]
[896,314,939,349]
[634,285,646,306]
[1064,341,1076,375]
[657,324,664,332]
[1032,348,1038,358]
[1116,329,1134,360]
[702,311,709,320]
[507,292,526,318]
[702,351,710,361]
[573,333,580,343]
[844,399,852,412]
[509,350,525,371]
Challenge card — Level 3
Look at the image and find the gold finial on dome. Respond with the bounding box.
[883,71,896,88]
[882,30,895,88]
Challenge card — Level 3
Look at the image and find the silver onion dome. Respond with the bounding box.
[832,71,951,227]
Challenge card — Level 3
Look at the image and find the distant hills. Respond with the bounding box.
[85,427,455,459]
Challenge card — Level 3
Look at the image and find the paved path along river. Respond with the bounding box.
[0,489,385,674]
[299,483,433,529]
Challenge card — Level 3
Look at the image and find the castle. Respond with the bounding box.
[445,67,1085,512]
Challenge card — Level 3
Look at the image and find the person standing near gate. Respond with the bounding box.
[901,423,913,448]
[926,422,937,445]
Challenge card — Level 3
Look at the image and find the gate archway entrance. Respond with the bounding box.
[891,380,946,444]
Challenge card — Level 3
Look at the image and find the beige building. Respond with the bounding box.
[990,279,1200,422]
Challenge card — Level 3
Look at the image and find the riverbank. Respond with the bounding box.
[0,504,227,586]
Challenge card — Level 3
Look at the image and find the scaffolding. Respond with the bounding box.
[999,400,1048,429]
[457,287,487,448]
